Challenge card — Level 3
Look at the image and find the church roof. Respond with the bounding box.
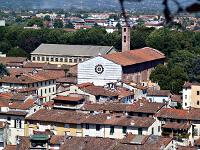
[31,44,115,57]
[103,47,165,66]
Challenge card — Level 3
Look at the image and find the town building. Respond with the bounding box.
[31,44,116,65]
[182,82,200,109]
[147,90,171,104]
[78,47,165,86]
[0,70,57,102]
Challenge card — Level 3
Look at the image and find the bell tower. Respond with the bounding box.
[122,25,130,52]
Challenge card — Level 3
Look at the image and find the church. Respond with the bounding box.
[78,26,165,86]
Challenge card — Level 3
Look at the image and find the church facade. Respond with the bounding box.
[78,47,165,86]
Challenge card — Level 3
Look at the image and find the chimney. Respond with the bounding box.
[122,25,130,52]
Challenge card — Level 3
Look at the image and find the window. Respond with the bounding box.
[41,89,43,96]
[51,57,54,62]
[65,58,68,62]
[110,126,114,135]
[46,57,49,61]
[79,58,82,62]
[69,59,72,63]
[7,117,11,121]
[55,58,59,62]
[96,124,100,131]
[45,89,47,94]
[122,126,127,134]
[42,57,45,61]
[197,101,200,105]
[124,28,126,32]
[32,57,35,61]
[37,57,40,61]
[185,103,187,106]
[60,58,63,62]
[15,119,21,129]
[86,124,89,129]
[49,88,51,93]
[197,91,200,95]
[138,128,142,135]
[124,36,126,42]
[74,58,77,63]
[185,95,187,99]
[151,128,154,134]
[158,126,160,132]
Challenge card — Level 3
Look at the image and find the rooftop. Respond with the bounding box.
[156,108,189,120]
[26,109,88,124]
[162,122,191,130]
[53,95,84,102]
[78,84,119,97]
[147,90,171,97]
[103,47,165,66]
[31,44,115,57]
[81,100,164,114]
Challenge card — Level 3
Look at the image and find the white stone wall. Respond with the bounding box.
[182,88,192,109]
[78,56,122,86]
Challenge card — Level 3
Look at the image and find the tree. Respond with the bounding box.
[15,16,23,23]
[0,64,9,78]
[18,29,47,53]
[7,47,28,57]
[27,18,44,27]
[146,29,180,57]
[150,64,188,94]
[44,15,51,22]
[130,27,154,49]
[53,19,63,28]
[65,22,74,29]
[0,41,12,54]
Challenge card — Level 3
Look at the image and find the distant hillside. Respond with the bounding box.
[0,0,197,13]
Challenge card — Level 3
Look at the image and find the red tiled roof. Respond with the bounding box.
[0,57,27,64]
[81,100,164,114]
[103,47,165,66]
[53,95,84,102]
[9,99,35,110]
[126,99,165,114]
[170,95,182,103]
[156,108,189,120]
[3,145,17,150]
[80,85,119,97]
[50,135,64,145]
[77,82,94,88]
[26,109,88,124]
[162,122,191,130]
[0,70,59,84]
[147,90,171,97]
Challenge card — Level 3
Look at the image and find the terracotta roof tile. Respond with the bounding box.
[80,85,119,97]
[9,99,35,110]
[50,135,64,145]
[147,90,171,97]
[26,109,88,124]
[126,99,165,114]
[156,108,189,120]
[3,145,17,150]
[53,95,84,102]
[16,136,30,150]
[170,95,182,103]
[103,47,165,66]
[84,113,155,128]
[81,100,164,114]
[162,122,191,130]
[59,136,118,150]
